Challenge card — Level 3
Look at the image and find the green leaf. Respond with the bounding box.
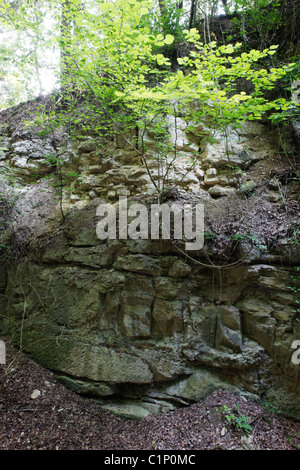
[99,3,111,12]
[139,7,149,15]
[164,34,174,45]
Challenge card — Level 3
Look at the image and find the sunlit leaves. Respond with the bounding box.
[98,2,112,13]
[114,21,292,141]
[154,33,174,46]
[230,92,250,102]
[155,53,171,66]
[182,28,200,41]
[164,34,174,45]
[0,0,294,159]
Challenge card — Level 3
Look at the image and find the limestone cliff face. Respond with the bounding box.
[0,100,299,420]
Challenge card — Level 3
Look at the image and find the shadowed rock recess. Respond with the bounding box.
[0,99,299,421]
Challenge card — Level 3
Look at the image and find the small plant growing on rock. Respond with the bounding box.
[223,404,253,434]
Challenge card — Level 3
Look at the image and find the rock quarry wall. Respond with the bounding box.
[0,100,299,420]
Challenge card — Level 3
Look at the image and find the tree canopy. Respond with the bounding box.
[0,0,298,200]
[0,0,297,107]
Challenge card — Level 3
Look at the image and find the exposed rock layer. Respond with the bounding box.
[0,101,299,420]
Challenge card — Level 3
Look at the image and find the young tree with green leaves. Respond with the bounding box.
[113,26,294,199]
[0,0,296,203]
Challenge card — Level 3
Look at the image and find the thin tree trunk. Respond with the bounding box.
[158,0,166,17]
[33,0,44,95]
[189,0,196,29]
[60,0,72,87]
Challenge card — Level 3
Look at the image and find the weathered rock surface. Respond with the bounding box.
[0,101,299,420]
